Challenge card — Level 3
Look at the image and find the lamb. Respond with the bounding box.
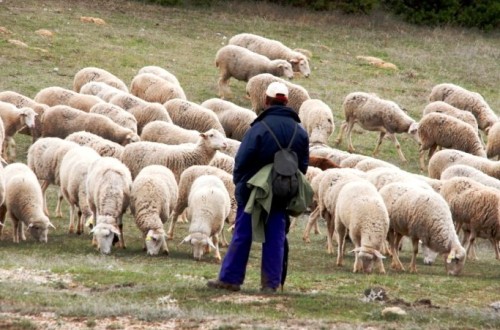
[200,98,256,141]
[79,81,123,102]
[423,101,479,133]
[228,33,311,77]
[163,98,225,134]
[215,44,294,99]
[427,149,500,179]
[73,66,129,93]
[130,165,178,256]
[379,181,466,275]
[0,101,37,162]
[65,131,125,159]
[335,179,389,274]
[59,145,101,234]
[298,99,335,145]
[130,72,187,104]
[89,102,138,133]
[34,86,104,112]
[428,83,498,132]
[485,121,500,159]
[179,175,231,261]
[138,65,181,86]
[417,112,486,172]
[121,128,228,180]
[0,163,55,243]
[41,105,140,146]
[335,92,419,163]
[87,157,132,254]
[246,73,310,114]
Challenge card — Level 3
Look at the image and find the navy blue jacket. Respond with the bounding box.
[233,105,309,206]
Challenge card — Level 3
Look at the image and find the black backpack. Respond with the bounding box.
[262,120,299,201]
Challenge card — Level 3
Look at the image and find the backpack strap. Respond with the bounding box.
[262,120,298,151]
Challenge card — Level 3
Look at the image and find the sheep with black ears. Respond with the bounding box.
[73,66,129,93]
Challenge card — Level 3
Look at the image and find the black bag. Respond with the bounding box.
[262,121,299,201]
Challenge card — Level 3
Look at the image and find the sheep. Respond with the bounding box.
[179,175,231,261]
[0,101,37,162]
[141,121,199,145]
[86,157,132,254]
[73,66,129,93]
[423,101,479,134]
[34,86,104,112]
[298,99,335,145]
[215,44,294,99]
[365,166,435,192]
[89,102,138,133]
[200,98,256,141]
[79,81,124,102]
[130,72,187,104]
[108,92,172,135]
[485,121,500,159]
[335,179,389,274]
[138,65,181,86]
[307,155,340,170]
[130,165,178,256]
[59,145,101,234]
[379,181,466,275]
[246,73,310,114]
[209,151,235,174]
[335,92,419,163]
[0,163,55,243]
[440,177,500,260]
[354,157,399,172]
[65,131,125,159]
[163,98,225,134]
[417,112,486,172]
[309,143,351,165]
[427,149,500,179]
[228,33,311,77]
[41,105,140,146]
[441,164,500,190]
[121,128,228,180]
[338,154,371,168]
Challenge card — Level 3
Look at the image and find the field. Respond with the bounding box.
[1,0,500,329]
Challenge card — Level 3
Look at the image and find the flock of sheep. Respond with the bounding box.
[0,32,498,277]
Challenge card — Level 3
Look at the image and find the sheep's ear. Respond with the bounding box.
[111,227,121,236]
[48,222,56,229]
[199,132,207,139]
[373,250,386,259]
[178,234,192,246]
[289,59,299,64]
[206,237,217,250]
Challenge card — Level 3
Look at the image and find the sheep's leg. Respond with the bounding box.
[324,212,335,254]
[178,209,189,223]
[12,216,19,243]
[119,222,126,249]
[0,205,7,239]
[142,233,147,251]
[7,137,16,162]
[54,189,64,218]
[217,74,232,99]
[373,132,386,157]
[409,237,419,273]
[375,255,386,274]
[418,145,428,172]
[40,180,50,216]
[386,133,407,163]
[334,121,347,145]
[345,121,357,153]
[336,224,346,267]
[302,206,320,243]
[76,210,84,235]
[390,232,405,271]
[166,211,180,240]
[68,204,76,234]
[427,145,438,159]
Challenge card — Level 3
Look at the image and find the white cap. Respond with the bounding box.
[265,82,289,98]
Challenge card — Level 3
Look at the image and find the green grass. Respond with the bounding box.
[1,0,500,328]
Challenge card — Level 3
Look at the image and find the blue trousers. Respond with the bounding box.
[218,205,286,289]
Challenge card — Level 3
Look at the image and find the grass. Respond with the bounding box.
[1,0,500,328]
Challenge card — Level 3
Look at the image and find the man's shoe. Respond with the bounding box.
[207,279,241,292]
[260,287,278,294]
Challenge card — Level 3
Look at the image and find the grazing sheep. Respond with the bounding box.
[338,154,371,168]
[141,121,199,145]
[427,149,500,179]
[246,73,310,114]
[228,33,311,77]
[163,98,225,134]
[41,105,140,146]
[423,101,479,133]
[429,83,498,132]
[418,112,486,172]
[441,164,500,190]
[354,157,399,172]
[59,146,101,234]
[121,129,228,180]
[89,102,138,133]
[0,101,37,162]
[200,98,256,141]
[209,151,235,174]
[335,92,419,163]
[365,166,435,192]
[485,121,500,159]
[0,163,55,243]
[180,175,231,261]
[79,81,124,102]
[34,86,104,112]
[87,157,132,254]
[130,72,187,104]
[215,45,294,99]
[130,165,178,256]
[138,65,181,86]
[65,131,124,159]
[335,180,389,274]
[379,182,466,275]
[309,143,351,165]
[298,99,335,145]
[73,66,129,93]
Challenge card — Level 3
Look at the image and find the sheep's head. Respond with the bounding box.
[444,246,466,276]
[200,129,228,151]
[20,107,38,128]
[145,228,168,256]
[290,56,310,78]
[309,118,334,144]
[352,247,385,274]
[123,132,140,146]
[28,218,55,243]
[90,222,121,255]
[274,60,294,80]
[180,232,216,261]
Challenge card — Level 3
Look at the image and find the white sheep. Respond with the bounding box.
[228,33,311,77]
[441,164,500,190]
[130,72,187,104]
[180,175,231,261]
[141,121,199,145]
[485,121,500,159]
[121,128,228,180]
[0,101,37,162]
[335,92,419,163]
[89,102,138,133]
[130,165,178,256]
[209,151,235,173]
[309,143,351,165]
[428,83,498,132]
[1,163,55,243]
[59,145,101,234]
[215,44,294,99]
[338,154,371,168]
[34,86,104,112]
[200,98,256,141]
[246,73,310,114]
[365,166,436,192]
[417,112,486,172]
[79,81,124,102]
[73,66,129,93]
[354,157,399,172]
[65,131,124,159]
[298,99,335,145]
[423,101,479,133]
[163,98,225,134]
[427,149,500,179]
[138,65,181,86]
[87,157,132,254]
[335,179,389,274]
[41,105,140,146]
